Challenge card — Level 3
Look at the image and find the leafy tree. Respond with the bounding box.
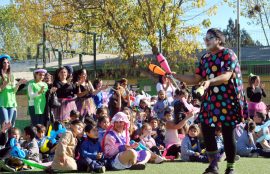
[223,18,256,47]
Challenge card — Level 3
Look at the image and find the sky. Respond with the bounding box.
[0,0,268,45]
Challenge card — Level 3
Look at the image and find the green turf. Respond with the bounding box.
[2,157,269,174]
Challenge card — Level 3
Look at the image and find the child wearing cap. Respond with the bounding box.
[27,69,48,126]
[102,112,151,170]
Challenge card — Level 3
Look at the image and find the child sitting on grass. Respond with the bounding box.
[35,124,46,147]
[78,122,106,173]
[139,123,165,163]
[21,126,40,162]
[253,112,270,150]
[164,110,192,159]
[181,124,208,163]
[103,112,151,170]
[149,118,165,148]
[0,123,20,159]
[51,120,85,171]
[237,120,270,158]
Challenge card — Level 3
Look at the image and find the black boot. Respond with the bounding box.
[203,166,219,174]
[225,168,235,174]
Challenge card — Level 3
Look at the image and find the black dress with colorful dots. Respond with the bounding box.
[195,48,247,127]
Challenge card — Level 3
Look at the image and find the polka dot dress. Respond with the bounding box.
[195,48,247,127]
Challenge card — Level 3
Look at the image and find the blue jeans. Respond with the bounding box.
[0,107,17,127]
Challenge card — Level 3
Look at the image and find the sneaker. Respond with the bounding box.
[129,164,146,170]
[95,166,106,173]
[0,160,16,172]
[225,168,235,174]
[154,155,166,164]
[234,155,240,161]
[203,166,219,174]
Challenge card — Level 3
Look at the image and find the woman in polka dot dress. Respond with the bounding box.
[173,28,247,174]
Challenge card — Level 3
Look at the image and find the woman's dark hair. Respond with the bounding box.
[93,78,102,89]
[249,75,259,86]
[73,68,89,83]
[54,67,69,82]
[24,126,36,140]
[0,58,11,80]
[158,75,165,84]
[207,28,226,46]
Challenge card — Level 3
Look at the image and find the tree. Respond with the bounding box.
[223,18,255,47]
[0,5,30,59]
[240,0,270,46]
[13,0,221,68]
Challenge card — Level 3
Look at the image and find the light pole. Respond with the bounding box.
[236,0,241,64]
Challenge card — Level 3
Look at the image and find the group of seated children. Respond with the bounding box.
[0,87,269,173]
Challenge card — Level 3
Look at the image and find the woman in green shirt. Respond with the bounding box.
[27,69,48,126]
[0,55,27,127]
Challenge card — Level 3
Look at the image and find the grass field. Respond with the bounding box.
[12,120,270,174]
[2,158,269,174]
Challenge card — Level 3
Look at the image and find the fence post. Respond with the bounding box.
[79,53,83,69]
[58,51,62,68]
[42,23,46,68]
[36,44,40,69]
[93,33,97,78]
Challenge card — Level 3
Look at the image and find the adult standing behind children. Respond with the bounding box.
[0,55,27,127]
[170,28,246,174]
[53,67,77,121]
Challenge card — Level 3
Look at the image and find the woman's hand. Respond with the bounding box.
[200,80,210,90]
[1,122,11,133]
[50,87,57,93]
[38,86,45,94]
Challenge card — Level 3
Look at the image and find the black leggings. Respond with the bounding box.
[166,144,181,157]
[202,124,236,163]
